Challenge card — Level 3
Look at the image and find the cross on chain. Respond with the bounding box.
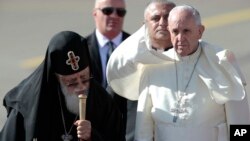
[66,51,80,71]
[170,101,188,123]
[61,134,73,141]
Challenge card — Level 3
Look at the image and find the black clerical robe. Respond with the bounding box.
[0,54,125,141]
[0,31,124,141]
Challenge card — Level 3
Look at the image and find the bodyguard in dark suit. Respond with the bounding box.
[86,32,129,88]
[85,0,134,141]
[86,0,129,88]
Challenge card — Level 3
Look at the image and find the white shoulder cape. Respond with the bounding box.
[106,25,247,104]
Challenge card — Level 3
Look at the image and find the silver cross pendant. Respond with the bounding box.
[171,107,180,123]
[61,134,73,141]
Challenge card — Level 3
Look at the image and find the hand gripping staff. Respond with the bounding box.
[79,90,91,141]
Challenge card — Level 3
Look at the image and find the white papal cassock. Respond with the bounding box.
[106,25,250,141]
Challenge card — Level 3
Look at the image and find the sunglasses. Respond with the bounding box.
[98,7,126,17]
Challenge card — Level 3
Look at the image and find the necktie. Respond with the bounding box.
[104,41,115,87]
[106,41,115,64]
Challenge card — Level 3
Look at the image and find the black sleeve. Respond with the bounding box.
[103,95,125,141]
[0,108,25,141]
[87,81,125,141]
[106,85,127,140]
[88,97,125,141]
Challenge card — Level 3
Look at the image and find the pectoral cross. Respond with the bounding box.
[171,106,181,122]
[61,134,73,141]
[170,102,188,123]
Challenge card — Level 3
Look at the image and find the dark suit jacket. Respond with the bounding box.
[86,30,131,140]
[86,30,130,85]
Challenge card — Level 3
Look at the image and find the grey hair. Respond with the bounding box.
[169,5,202,25]
[144,0,176,19]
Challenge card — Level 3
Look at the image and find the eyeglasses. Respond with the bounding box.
[98,7,126,17]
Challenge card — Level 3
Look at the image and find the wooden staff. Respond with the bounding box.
[79,94,87,120]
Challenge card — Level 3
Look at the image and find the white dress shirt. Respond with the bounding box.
[95,29,122,87]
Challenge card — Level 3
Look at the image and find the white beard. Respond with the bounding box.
[60,85,79,115]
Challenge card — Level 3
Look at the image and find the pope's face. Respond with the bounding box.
[145,3,174,42]
[168,9,204,56]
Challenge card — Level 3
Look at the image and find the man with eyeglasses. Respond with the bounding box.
[86,0,129,88]
[0,31,124,141]
[86,0,130,140]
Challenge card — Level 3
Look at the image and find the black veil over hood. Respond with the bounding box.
[3,31,90,140]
